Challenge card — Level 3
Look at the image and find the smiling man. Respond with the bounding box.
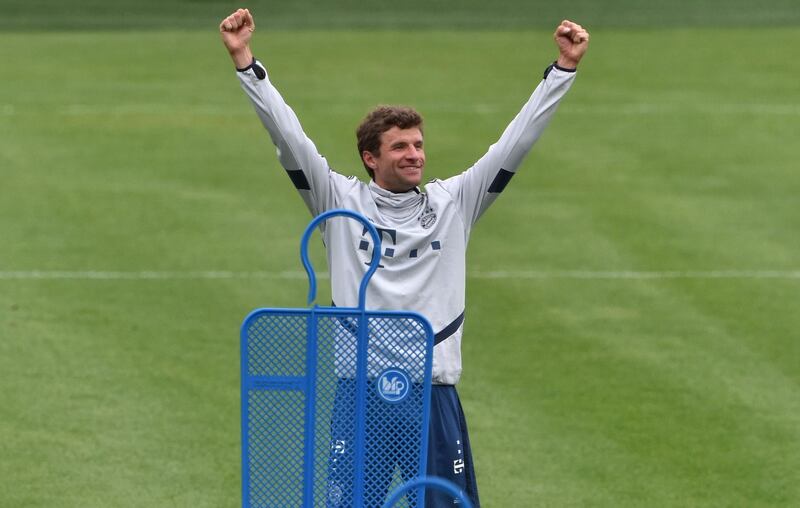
[221,8,588,507]
[357,107,426,192]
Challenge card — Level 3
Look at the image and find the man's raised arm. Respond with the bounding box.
[439,20,590,228]
[220,9,340,216]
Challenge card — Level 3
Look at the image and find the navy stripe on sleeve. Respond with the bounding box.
[487,168,514,194]
[286,169,311,190]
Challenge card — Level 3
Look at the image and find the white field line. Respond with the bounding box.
[1,270,799,281]
[0,270,313,280]
[473,270,800,280]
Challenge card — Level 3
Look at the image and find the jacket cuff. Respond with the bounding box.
[237,57,266,80]
[543,61,577,79]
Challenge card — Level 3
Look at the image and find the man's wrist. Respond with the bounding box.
[230,47,254,70]
[236,57,256,73]
[555,55,579,71]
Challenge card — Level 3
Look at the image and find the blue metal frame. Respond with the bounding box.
[382,476,474,508]
[300,208,382,308]
[241,209,437,507]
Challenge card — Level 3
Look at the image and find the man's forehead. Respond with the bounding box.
[381,126,423,144]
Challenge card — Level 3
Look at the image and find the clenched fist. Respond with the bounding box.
[554,20,590,69]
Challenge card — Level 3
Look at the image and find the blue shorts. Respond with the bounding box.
[327,381,479,507]
[426,385,480,507]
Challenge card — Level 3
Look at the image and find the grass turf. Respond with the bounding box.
[1,23,799,507]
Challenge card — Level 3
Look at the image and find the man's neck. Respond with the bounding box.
[371,180,418,194]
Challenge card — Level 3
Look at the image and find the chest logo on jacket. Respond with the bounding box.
[358,225,441,266]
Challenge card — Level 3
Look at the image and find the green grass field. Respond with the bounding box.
[2,2,799,506]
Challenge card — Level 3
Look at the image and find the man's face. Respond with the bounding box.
[363,126,425,193]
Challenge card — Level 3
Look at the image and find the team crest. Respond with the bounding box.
[419,206,437,229]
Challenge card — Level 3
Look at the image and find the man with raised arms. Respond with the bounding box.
[221,9,589,506]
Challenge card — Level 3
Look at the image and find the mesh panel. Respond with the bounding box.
[363,316,429,508]
[243,309,432,508]
[247,314,307,377]
[247,390,306,507]
[315,316,358,507]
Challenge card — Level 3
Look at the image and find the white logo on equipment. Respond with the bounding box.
[331,440,346,454]
[376,368,411,403]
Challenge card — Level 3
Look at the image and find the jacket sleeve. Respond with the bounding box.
[237,59,352,216]
[438,65,576,230]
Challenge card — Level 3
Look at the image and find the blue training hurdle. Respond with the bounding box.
[241,209,471,508]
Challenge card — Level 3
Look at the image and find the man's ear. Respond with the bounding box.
[362,151,377,170]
